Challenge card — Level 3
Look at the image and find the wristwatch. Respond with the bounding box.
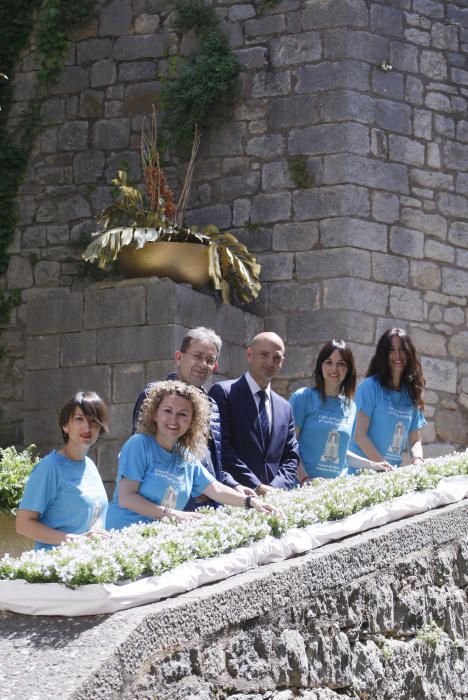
[244,496,253,509]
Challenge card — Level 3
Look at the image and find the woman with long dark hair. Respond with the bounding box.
[289,340,381,483]
[16,391,109,549]
[349,328,426,470]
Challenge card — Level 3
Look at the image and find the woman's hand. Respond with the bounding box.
[250,498,284,517]
[368,460,395,472]
[65,529,111,543]
[165,509,205,522]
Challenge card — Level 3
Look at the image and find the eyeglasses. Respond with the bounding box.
[183,351,217,367]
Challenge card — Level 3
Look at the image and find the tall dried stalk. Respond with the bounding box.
[175,125,201,227]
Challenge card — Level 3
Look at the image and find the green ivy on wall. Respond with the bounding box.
[0,0,96,363]
[0,0,97,326]
[161,0,241,148]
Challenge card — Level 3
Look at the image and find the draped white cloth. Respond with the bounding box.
[0,475,467,616]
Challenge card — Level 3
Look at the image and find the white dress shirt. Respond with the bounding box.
[245,372,272,428]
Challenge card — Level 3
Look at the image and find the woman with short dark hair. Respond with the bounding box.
[16,391,109,549]
[349,328,426,471]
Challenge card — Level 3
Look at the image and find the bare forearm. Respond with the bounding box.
[354,433,386,464]
[119,490,167,520]
[204,481,248,507]
[16,514,67,545]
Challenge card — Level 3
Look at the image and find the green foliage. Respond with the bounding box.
[36,0,96,84]
[0,445,39,513]
[288,155,314,189]
[416,619,445,648]
[0,289,21,325]
[258,0,282,13]
[161,0,240,147]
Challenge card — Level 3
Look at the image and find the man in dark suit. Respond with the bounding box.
[209,332,299,494]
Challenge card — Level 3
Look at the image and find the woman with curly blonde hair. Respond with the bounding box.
[106,381,279,529]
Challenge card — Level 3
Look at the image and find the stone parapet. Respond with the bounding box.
[0,500,467,698]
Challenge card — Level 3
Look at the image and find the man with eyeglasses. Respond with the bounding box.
[132,327,255,508]
[209,332,299,495]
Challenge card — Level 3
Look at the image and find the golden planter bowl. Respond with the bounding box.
[118,241,211,287]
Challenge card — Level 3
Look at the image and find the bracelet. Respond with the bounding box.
[244,496,253,509]
[161,506,169,518]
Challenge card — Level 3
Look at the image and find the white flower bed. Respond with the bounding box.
[1,452,467,589]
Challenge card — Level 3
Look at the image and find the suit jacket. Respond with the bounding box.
[209,374,299,489]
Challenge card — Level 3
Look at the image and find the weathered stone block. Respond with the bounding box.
[324,29,385,62]
[302,0,368,29]
[442,268,468,296]
[270,32,321,66]
[295,185,369,220]
[289,123,369,157]
[389,136,425,165]
[371,192,400,224]
[147,280,217,329]
[375,98,412,134]
[54,322,98,366]
[371,4,403,35]
[245,14,286,37]
[77,38,112,64]
[78,89,104,118]
[288,309,374,344]
[91,118,130,149]
[112,364,146,404]
[57,122,88,151]
[372,253,408,285]
[447,332,468,360]
[26,292,83,335]
[323,154,409,194]
[325,277,388,313]
[6,256,33,289]
[272,222,318,251]
[90,59,117,88]
[246,134,286,158]
[97,325,178,363]
[389,286,424,321]
[99,0,132,36]
[435,406,467,445]
[295,60,370,94]
[25,365,111,409]
[269,282,320,312]
[409,328,446,356]
[262,161,292,191]
[56,195,91,221]
[443,142,468,171]
[320,218,387,251]
[420,50,448,80]
[25,335,60,370]
[124,81,161,116]
[114,34,169,61]
[250,192,291,223]
[297,248,371,280]
[86,284,146,330]
[256,252,294,281]
[422,356,457,393]
[252,70,291,97]
[372,69,405,100]
[391,41,419,73]
[390,227,424,258]
[410,260,441,290]
[186,204,232,229]
[411,169,453,190]
[118,61,156,82]
[448,221,468,249]
[49,67,89,95]
[34,260,61,287]
[209,122,246,156]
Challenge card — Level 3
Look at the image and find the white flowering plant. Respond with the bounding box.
[0,452,467,587]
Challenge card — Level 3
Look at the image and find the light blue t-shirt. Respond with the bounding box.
[18,450,108,550]
[106,433,215,530]
[289,387,357,479]
[348,375,426,469]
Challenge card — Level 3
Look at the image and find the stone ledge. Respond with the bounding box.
[0,500,467,699]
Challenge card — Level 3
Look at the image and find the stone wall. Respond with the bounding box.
[1,0,467,448]
[22,277,262,488]
[1,499,468,699]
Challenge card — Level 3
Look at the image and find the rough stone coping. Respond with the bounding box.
[1,499,467,700]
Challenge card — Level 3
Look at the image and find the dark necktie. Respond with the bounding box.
[257,389,270,448]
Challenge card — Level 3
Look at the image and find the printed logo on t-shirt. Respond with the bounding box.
[389,422,405,454]
[320,429,340,464]
[89,503,103,529]
[161,484,178,508]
